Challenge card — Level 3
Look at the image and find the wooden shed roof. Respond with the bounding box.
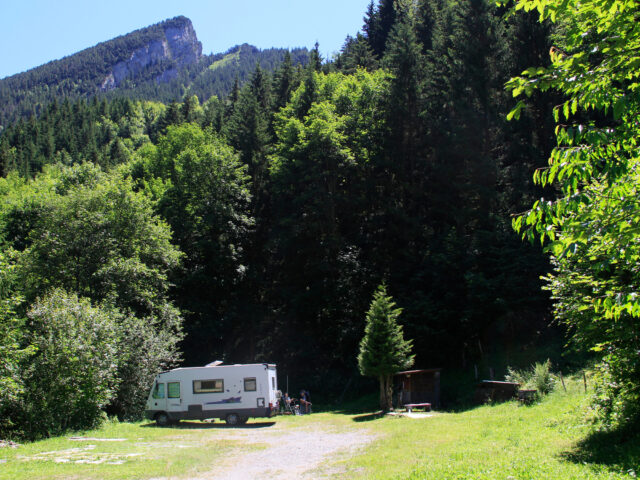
[396,368,442,375]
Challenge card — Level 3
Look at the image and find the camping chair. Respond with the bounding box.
[278,393,298,415]
[287,398,300,415]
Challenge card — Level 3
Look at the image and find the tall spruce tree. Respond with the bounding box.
[358,283,414,411]
[364,0,398,58]
[338,33,378,74]
[273,51,295,110]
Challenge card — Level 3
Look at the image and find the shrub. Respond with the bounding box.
[592,358,640,429]
[21,289,120,438]
[108,303,183,420]
[506,359,556,396]
[0,250,35,439]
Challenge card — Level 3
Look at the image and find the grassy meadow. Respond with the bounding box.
[0,377,638,479]
[0,420,250,480]
[340,379,639,479]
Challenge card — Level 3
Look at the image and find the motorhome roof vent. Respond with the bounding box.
[205,360,223,367]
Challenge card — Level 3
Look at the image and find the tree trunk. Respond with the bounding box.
[379,375,386,411]
[379,374,393,412]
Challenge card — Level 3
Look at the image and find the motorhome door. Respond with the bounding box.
[151,381,167,411]
[166,381,182,413]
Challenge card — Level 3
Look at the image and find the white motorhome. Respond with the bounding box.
[145,362,278,426]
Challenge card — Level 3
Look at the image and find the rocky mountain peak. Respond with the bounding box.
[101,16,202,90]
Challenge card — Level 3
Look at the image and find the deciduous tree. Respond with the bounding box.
[508,0,640,425]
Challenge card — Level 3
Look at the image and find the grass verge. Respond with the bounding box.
[1,377,638,479]
[0,419,262,480]
[340,379,638,479]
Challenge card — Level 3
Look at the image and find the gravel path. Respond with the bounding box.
[189,422,375,480]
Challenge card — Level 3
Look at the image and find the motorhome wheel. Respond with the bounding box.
[155,412,170,427]
[225,413,239,425]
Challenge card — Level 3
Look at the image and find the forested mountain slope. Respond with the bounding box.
[1,0,591,441]
[0,16,308,128]
[113,43,310,106]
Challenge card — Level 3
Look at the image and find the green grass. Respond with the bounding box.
[1,378,638,479]
[340,379,638,479]
[0,420,251,480]
[208,49,241,71]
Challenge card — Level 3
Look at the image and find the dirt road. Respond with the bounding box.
[188,421,375,480]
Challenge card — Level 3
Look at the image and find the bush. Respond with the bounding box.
[592,357,640,429]
[0,250,35,439]
[108,303,183,420]
[0,164,185,436]
[2,289,182,439]
[506,359,556,396]
[20,289,120,438]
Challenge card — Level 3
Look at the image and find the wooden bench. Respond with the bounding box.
[404,403,431,413]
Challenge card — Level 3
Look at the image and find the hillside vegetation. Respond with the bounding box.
[1,0,639,445]
[0,0,558,440]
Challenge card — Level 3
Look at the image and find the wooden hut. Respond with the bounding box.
[395,368,441,409]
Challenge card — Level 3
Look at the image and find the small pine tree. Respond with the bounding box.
[358,283,414,411]
[309,42,322,72]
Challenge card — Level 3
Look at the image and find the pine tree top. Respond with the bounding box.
[358,283,414,378]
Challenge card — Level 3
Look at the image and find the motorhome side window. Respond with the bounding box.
[193,379,224,394]
[168,382,180,398]
[152,382,165,399]
[244,377,257,392]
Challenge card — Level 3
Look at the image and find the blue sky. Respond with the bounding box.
[0,0,372,79]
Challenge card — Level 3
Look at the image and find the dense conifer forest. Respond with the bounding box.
[4,0,638,440]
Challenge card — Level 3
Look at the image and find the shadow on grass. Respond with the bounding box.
[141,421,276,429]
[563,425,640,474]
[323,393,380,416]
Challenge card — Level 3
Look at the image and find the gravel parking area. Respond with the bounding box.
[190,422,375,480]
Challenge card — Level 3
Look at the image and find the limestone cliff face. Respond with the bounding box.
[101,18,202,90]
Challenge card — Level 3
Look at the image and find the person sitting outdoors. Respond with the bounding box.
[283,392,292,413]
[299,389,312,414]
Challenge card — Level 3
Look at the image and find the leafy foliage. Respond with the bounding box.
[507,0,640,426]
[0,162,183,435]
[0,250,35,435]
[133,124,251,363]
[16,163,181,318]
[21,289,120,438]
